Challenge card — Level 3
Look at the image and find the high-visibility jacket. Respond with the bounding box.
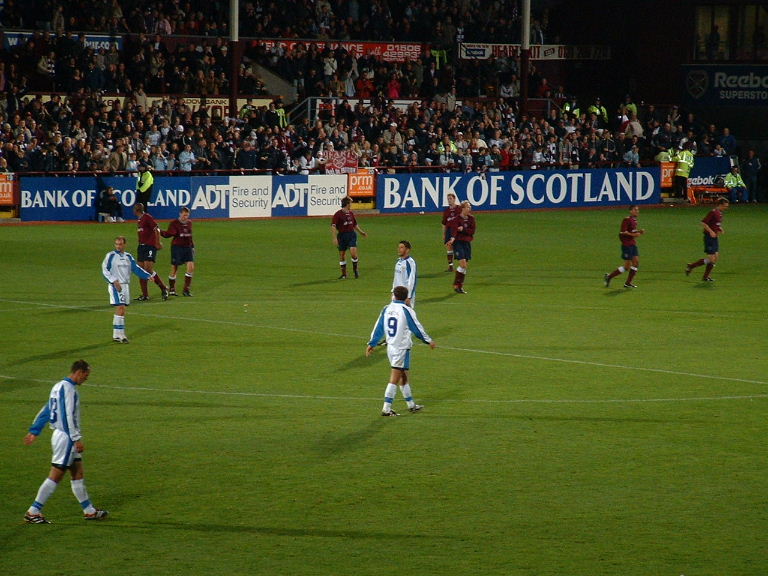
[724,171,745,189]
[673,149,695,178]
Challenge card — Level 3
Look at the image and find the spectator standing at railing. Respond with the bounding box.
[741,149,762,203]
[671,140,695,200]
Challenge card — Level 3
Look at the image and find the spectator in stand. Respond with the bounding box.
[724,165,748,203]
[719,127,737,156]
[741,149,762,203]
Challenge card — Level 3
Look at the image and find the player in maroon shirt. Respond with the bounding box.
[447,201,476,294]
[133,203,169,301]
[604,205,645,288]
[331,196,367,279]
[160,206,195,296]
[441,193,461,271]
[686,197,729,281]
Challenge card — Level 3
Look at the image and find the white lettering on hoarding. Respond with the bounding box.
[21,189,98,208]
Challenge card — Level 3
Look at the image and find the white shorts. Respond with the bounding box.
[51,428,81,468]
[387,347,412,371]
[107,283,130,306]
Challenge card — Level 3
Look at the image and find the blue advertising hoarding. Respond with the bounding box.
[376,168,661,213]
[19,174,348,222]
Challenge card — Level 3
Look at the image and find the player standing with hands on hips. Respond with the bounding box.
[331,196,367,279]
[22,360,108,523]
[102,235,154,343]
[604,204,645,288]
[686,197,729,282]
[161,206,195,296]
[447,201,476,294]
[367,286,436,416]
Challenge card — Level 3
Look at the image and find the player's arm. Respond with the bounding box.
[130,255,154,279]
[160,221,178,239]
[24,403,51,444]
[60,386,82,444]
[403,309,435,348]
[154,226,163,249]
[366,309,387,354]
[355,223,367,237]
[102,252,122,291]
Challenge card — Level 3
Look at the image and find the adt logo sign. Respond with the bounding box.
[271,177,311,216]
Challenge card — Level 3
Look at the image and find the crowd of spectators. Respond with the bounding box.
[0,0,760,197]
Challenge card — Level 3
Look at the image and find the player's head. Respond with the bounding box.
[393,286,408,301]
[629,204,639,215]
[341,196,352,208]
[133,202,145,215]
[398,240,411,257]
[717,197,729,208]
[447,193,457,205]
[70,359,91,384]
[460,200,472,213]
[179,206,190,220]
[114,236,126,251]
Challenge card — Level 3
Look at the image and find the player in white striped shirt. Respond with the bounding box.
[366,286,436,416]
[102,235,154,343]
[23,360,108,523]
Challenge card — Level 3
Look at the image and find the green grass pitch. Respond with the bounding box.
[0,204,766,576]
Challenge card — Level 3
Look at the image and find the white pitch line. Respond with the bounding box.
[1,298,766,390]
[1,375,766,405]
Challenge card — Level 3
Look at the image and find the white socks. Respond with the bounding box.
[29,478,58,513]
[71,479,96,514]
[113,314,125,339]
[400,384,415,409]
[382,383,398,413]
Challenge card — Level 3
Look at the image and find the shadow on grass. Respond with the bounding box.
[56,519,439,540]
[7,324,173,366]
[289,279,344,288]
[418,293,457,304]
[314,417,388,456]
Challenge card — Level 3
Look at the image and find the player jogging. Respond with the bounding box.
[685,197,729,281]
[604,204,645,288]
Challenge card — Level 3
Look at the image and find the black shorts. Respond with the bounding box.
[337,231,358,251]
[137,244,157,262]
[171,245,195,265]
[704,234,719,255]
[620,245,639,261]
[453,240,472,261]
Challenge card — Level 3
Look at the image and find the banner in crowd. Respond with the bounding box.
[2,31,123,51]
[19,174,348,221]
[682,65,768,107]
[376,168,661,213]
[459,43,611,61]
[323,150,359,174]
[250,39,423,63]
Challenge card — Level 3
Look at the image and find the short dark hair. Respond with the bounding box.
[71,359,91,373]
[400,240,411,250]
[341,196,352,207]
[393,286,408,300]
